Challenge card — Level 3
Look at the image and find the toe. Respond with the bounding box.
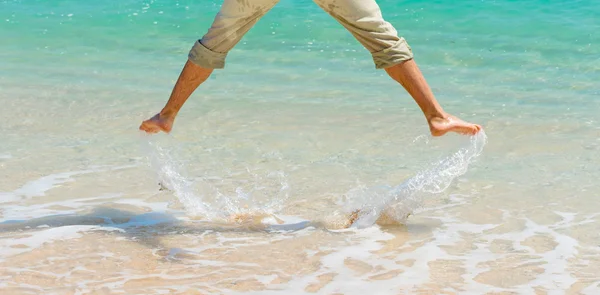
[140,124,159,133]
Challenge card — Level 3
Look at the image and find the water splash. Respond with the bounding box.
[140,130,486,228]
[139,135,290,223]
[211,168,291,222]
[339,131,488,228]
[140,136,213,219]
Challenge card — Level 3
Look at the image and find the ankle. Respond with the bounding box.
[426,111,448,122]
[159,109,177,119]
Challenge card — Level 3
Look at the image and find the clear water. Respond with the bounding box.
[1,0,599,294]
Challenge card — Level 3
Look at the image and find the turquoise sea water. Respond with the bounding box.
[2,0,599,110]
[1,0,600,294]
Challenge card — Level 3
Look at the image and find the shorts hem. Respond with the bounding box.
[188,40,227,69]
[372,38,414,69]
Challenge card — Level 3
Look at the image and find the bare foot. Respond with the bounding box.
[139,113,174,134]
[428,114,482,137]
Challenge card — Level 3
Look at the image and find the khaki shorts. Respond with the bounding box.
[188,0,413,69]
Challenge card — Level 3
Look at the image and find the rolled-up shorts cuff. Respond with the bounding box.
[372,38,414,69]
[188,40,227,69]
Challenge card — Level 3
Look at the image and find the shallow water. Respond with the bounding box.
[1,0,600,294]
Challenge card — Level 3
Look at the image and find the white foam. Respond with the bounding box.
[238,226,400,295]
[0,193,171,223]
[255,274,278,285]
[1,192,592,295]
[0,194,116,222]
[0,165,137,205]
[457,210,594,294]
[0,225,117,258]
[13,171,86,198]
[240,195,593,294]
[0,192,18,204]
[582,281,600,295]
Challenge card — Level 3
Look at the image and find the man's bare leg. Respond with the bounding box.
[139,60,213,133]
[385,59,482,136]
